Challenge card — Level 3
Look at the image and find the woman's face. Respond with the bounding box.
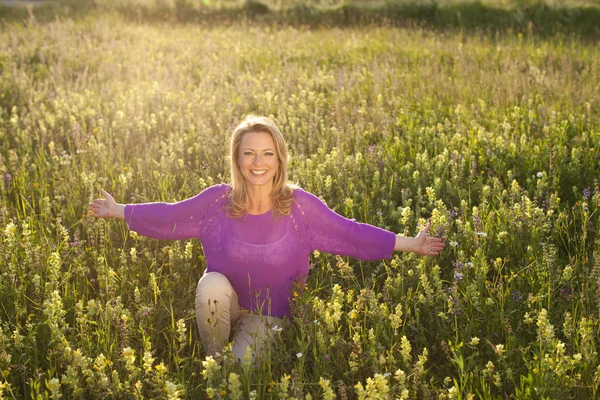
[238,131,279,189]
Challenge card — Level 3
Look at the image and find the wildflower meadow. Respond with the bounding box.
[0,0,599,398]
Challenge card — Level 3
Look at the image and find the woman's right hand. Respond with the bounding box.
[89,189,125,219]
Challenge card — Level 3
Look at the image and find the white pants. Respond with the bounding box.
[195,272,278,361]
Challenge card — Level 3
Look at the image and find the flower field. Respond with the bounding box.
[1,1,599,398]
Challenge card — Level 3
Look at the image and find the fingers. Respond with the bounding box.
[430,241,445,250]
[100,188,113,200]
[88,200,103,212]
[428,245,445,256]
[88,202,101,216]
[422,220,431,234]
[88,192,110,217]
[429,238,445,246]
[425,236,445,256]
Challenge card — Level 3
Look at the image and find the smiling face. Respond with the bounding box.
[237,131,280,189]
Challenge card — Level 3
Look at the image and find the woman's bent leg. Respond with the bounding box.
[231,314,277,361]
[195,272,241,356]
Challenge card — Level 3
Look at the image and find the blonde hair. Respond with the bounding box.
[227,115,296,218]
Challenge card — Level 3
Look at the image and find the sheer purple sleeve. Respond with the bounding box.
[295,189,395,260]
[124,184,228,240]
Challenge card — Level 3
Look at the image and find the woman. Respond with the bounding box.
[89,115,445,361]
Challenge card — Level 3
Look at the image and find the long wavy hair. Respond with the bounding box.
[227,115,296,218]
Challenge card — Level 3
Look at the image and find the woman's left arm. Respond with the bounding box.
[394,221,445,256]
[296,189,444,260]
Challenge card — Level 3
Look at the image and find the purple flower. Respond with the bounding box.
[452,261,464,270]
[450,209,458,219]
[436,224,446,238]
[583,187,591,202]
[449,295,461,314]
[558,288,572,300]
[454,272,464,282]
[3,173,11,189]
[366,145,377,156]
[324,354,331,361]
[510,290,523,302]
[543,198,551,210]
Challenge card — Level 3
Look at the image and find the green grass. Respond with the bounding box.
[0,1,600,398]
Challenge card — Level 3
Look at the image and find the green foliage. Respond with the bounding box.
[0,7,600,399]
[2,0,600,39]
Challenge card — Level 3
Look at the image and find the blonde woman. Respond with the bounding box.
[89,115,445,360]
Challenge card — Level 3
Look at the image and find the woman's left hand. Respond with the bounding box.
[413,221,445,256]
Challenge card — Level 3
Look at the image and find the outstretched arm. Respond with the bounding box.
[394,221,445,256]
[89,189,125,220]
[88,184,229,241]
[296,189,445,259]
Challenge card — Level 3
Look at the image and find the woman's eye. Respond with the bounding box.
[265,152,274,156]
[244,152,253,156]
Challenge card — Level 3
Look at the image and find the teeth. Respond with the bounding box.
[251,170,267,175]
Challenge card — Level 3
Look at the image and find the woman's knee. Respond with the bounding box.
[195,272,239,325]
[231,315,276,361]
[196,272,233,301]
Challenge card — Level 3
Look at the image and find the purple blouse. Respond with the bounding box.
[124,184,395,317]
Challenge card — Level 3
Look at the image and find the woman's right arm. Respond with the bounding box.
[88,185,228,240]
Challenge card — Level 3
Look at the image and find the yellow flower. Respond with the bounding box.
[155,363,167,374]
[495,344,505,356]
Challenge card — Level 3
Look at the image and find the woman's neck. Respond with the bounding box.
[246,183,272,215]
